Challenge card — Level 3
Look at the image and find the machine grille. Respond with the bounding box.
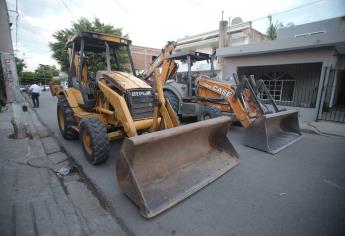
[126,89,155,120]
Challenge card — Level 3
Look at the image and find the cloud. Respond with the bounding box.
[15,42,59,71]
[7,0,345,71]
[24,52,59,71]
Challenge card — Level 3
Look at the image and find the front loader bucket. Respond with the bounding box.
[116,116,239,218]
[243,110,302,154]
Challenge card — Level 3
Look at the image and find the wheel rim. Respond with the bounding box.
[203,114,211,120]
[58,108,65,130]
[82,128,92,155]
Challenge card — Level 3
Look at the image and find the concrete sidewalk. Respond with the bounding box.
[300,120,345,138]
[0,106,126,236]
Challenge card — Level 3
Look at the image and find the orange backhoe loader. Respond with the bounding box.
[196,74,302,154]
[151,49,302,154]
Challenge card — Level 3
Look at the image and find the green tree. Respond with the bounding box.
[35,64,58,77]
[18,64,58,85]
[266,15,283,40]
[49,18,126,72]
[35,64,58,83]
[15,57,27,75]
[20,71,36,85]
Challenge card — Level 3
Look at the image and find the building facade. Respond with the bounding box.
[130,45,161,73]
[217,16,345,122]
[175,20,269,78]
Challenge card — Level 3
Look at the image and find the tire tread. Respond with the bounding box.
[80,118,110,165]
[57,97,78,140]
[164,90,179,114]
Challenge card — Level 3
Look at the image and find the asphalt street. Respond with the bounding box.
[35,91,345,236]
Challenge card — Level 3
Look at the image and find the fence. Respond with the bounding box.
[238,63,322,108]
[319,68,345,123]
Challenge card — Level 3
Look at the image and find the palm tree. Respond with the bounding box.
[266,15,283,40]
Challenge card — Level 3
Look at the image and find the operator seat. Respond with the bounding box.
[79,56,96,110]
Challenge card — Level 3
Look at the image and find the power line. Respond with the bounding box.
[112,0,128,13]
[186,0,203,7]
[7,0,20,52]
[58,0,74,19]
[15,0,18,51]
[250,0,325,23]
[272,0,325,17]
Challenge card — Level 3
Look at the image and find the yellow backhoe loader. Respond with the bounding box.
[50,32,239,218]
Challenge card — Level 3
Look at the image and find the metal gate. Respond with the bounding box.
[238,63,322,108]
[319,68,345,123]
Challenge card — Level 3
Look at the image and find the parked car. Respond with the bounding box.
[40,85,50,91]
[20,85,31,93]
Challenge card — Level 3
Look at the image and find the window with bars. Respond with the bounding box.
[238,63,322,108]
[259,80,295,102]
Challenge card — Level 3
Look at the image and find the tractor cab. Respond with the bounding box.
[165,51,216,98]
[66,31,136,109]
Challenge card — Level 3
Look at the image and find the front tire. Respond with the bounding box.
[57,96,78,140]
[80,118,110,165]
[197,106,221,121]
[164,90,179,114]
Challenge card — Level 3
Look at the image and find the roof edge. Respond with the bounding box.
[217,31,345,57]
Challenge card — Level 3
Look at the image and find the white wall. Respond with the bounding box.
[223,48,336,77]
[222,48,338,121]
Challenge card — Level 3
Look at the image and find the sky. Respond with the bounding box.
[6,0,345,71]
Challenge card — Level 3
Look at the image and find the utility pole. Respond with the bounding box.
[218,11,228,79]
[0,0,27,138]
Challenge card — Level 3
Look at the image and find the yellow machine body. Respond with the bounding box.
[52,32,239,218]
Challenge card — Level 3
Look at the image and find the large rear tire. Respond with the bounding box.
[57,97,78,140]
[80,118,110,165]
[197,106,221,121]
[164,90,179,114]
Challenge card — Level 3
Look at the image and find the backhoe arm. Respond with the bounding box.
[140,42,179,130]
[140,41,177,81]
[197,78,252,127]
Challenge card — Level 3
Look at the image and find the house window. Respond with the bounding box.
[259,80,295,102]
[257,71,296,102]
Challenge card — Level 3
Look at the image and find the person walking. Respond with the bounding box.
[29,83,41,108]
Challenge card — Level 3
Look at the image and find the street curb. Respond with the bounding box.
[300,122,345,139]
[21,92,86,175]
[25,102,113,206]
[1,105,127,235]
[300,127,320,135]
[22,92,134,236]
[22,92,85,171]
[23,101,71,170]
